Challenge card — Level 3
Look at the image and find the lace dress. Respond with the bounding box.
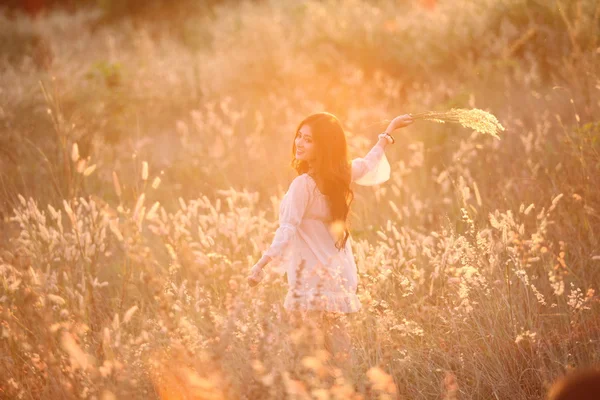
[263,141,391,313]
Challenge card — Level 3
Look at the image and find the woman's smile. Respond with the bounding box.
[294,125,315,161]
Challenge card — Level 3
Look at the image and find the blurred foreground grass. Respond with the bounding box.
[0,0,599,398]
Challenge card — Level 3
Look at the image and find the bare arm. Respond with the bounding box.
[255,254,272,269]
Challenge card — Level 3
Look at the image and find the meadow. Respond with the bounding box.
[1,0,599,398]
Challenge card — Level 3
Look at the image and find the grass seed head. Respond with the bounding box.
[413,108,504,139]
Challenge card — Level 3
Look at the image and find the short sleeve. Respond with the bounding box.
[264,175,310,263]
[351,142,391,186]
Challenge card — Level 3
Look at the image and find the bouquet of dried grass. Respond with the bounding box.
[411,108,505,139]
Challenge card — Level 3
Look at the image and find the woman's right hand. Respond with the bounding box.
[247,263,265,287]
[386,114,414,132]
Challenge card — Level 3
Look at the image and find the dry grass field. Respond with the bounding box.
[1,0,599,398]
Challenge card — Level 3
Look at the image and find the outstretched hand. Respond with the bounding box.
[387,114,414,132]
[247,263,264,287]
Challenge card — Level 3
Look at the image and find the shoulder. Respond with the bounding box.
[287,173,316,196]
[289,173,312,190]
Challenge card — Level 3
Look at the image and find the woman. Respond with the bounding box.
[247,112,413,372]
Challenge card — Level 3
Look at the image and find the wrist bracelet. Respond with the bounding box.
[379,132,395,144]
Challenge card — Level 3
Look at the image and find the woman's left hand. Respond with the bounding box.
[387,114,414,132]
[247,263,265,287]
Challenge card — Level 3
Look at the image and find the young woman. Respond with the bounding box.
[247,112,413,370]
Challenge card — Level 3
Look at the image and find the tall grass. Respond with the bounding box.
[0,0,599,398]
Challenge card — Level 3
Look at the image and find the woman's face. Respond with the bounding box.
[295,124,316,162]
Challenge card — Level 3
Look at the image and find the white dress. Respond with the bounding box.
[263,141,391,313]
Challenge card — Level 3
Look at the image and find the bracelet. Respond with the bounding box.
[378,131,395,144]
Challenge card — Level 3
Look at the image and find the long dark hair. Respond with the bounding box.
[291,112,354,250]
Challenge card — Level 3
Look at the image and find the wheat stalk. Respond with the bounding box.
[411,108,505,139]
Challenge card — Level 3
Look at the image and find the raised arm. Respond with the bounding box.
[248,174,310,286]
[351,137,391,185]
[351,114,414,186]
